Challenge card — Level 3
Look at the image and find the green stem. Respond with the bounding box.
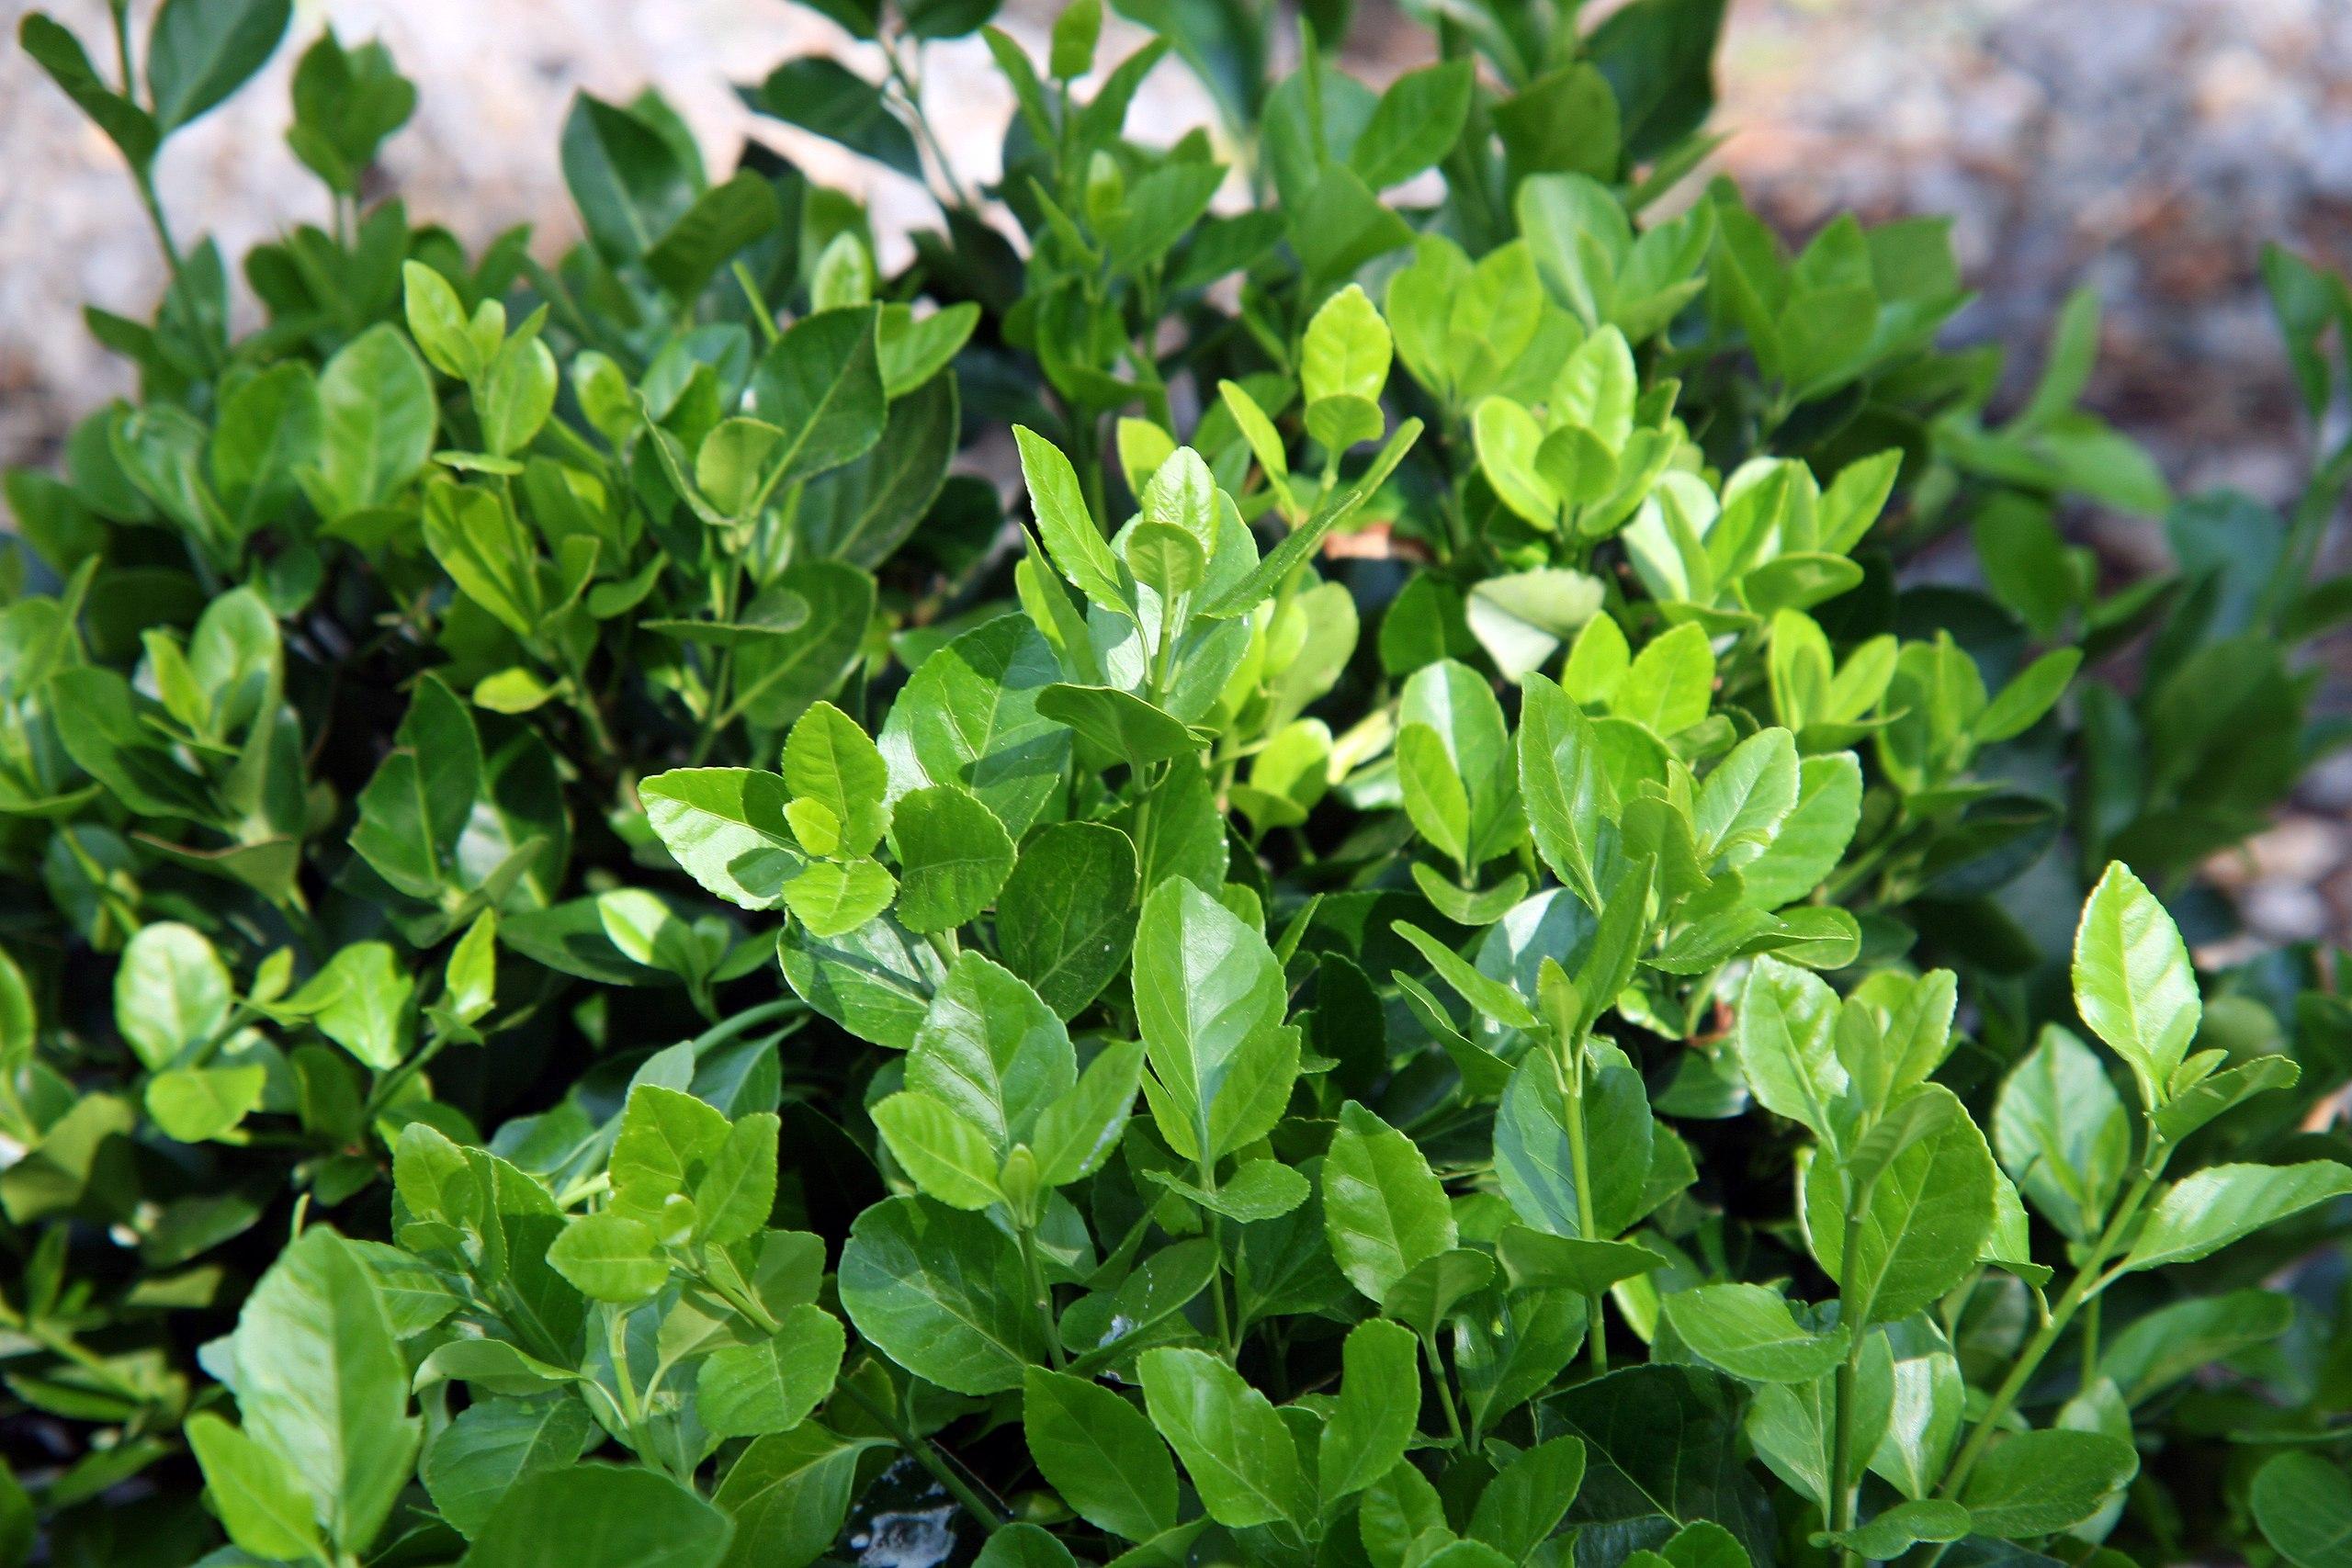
[1830,1186,1869,1562]
[1200,1157,1238,1358]
[2077,1294,2102,1395]
[839,1377,1006,1532]
[1936,1162,2164,1500]
[361,1032,450,1127]
[1422,1333,1468,1451]
[733,261,782,347]
[131,165,220,376]
[1555,1038,1608,1374]
[605,1307,668,1476]
[1017,1223,1068,1371]
[686,998,803,1055]
[1829,1336,1864,1568]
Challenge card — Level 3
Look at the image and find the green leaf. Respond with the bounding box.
[1402,659,1521,866]
[421,1395,597,1540]
[2072,861,2201,1111]
[1469,1437,1587,1560]
[146,1064,265,1143]
[613,1085,729,1205]
[1137,1347,1308,1529]
[560,93,697,263]
[1382,1247,1498,1338]
[1466,569,1605,680]
[1036,684,1201,771]
[1394,920,1539,1031]
[352,672,481,900]
[909,953,1074,1152]
[1030,1040,1144,1188]
[1015,426,1130,614]
[2098,1288,2295,1405]
[1992,1025,2130,1245]
[2253,1451,2352,1568]
[1662,1282,1849,1383]
[1124,521,1207,600]
[229,1226,421,1553]
[308,322,435,516]
[712,1425,888,1568]
[1815,1498,1971,1559]
[1319,1319,1421,1502]
[1804,1086,1997,1327]
[640,769,806,911]
[1694,728,1798,863]
[747,307,888,491]
[783,702,888,840]
[287,942,413,1071]
[1194,419,1421,619]
[1614,622,1714,737]
[838,1195,1051,1393]
[185,1412,326,1562]
[421,479,540,638]
[1959,1428,2139,1540]
[1323,1101,1457,1305]
[1731,957,1845,1149]
[778,908,947,1051]
[460,1463,733,1568]
[2154,1052,2301,1145]
[1351,62,1474,187]
[646,171,782,299]
[875,1091,1004,1208]
[695,1112,781,1247]
[1517,672,1612,908]
[547,1211,669,1303]
[18,15,160,169]
[997,823,1139,1020]
[1739,752,1862,909]
[799,376,958,566]
[697,1304,846,1438]
[1495,1227,1666,1296]
[725,564,876,730]
[1544,1364,1774,1566]
[740,58,921,179]
[1494,1053,1654,1239]
[781,859,898,939]
[879,615,1072,838]
[2116,1160,2352,1274]
[1134,878,1296,1163]
[1303,284,1394,408]
[114,920,231,1071]
[1974,647,2080,742]
[1023,1367,1179,1541]
[146,0,291,132]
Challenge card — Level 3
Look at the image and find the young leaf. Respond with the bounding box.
[2072,861,2201,1111]
[2115,1160,2352,1275]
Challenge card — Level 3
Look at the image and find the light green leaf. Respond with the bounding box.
[2071,861,2200,1110]
[1663,1282,1849,1383]
[2117,1160,2352,1275]
[186,1412,327,1562]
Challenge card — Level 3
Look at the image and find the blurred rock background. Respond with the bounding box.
[3,0,2349,938]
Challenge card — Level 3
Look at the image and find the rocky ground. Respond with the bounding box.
[3,0,2349,938]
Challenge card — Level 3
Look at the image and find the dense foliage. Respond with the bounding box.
[6,1,2352,1566]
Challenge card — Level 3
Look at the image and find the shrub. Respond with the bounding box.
[6,1,2351,1567]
